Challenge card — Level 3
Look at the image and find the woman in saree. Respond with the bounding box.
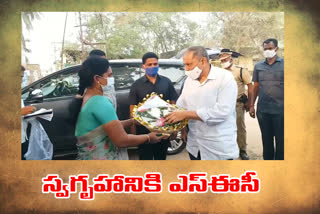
[74,56,165,160]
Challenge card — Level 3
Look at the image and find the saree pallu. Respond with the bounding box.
[76,125,129,160]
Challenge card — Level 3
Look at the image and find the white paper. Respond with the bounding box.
[137,95,170,111]
[23,108,53,121]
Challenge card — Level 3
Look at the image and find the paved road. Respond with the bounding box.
[129,115,263,160]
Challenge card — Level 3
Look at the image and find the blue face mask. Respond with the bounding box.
[145,66,159,77]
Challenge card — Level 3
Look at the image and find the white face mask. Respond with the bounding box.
[185,66,202,80]
[263,49,276,59]
[101,84,109,92]
[101,77,117,109]
[102,77,116,95]
[221,61,231,69]
[107,77,115,87]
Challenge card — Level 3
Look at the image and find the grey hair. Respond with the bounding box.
[186,46,209,62]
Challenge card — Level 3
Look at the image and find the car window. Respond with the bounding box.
[112,64,142,90]
[158,65,185,83]
[21,90,29,100]
[39,72,79,99]
[112,63,185,90]
[22,62,185,101]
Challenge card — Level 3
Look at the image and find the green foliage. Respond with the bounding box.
[63,12,284,62]
[136,13,197,55]
[21,12,42,59]
[206,12,284,57]
[80,12,197,59]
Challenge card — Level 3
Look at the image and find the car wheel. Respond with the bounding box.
[167,131,186,155]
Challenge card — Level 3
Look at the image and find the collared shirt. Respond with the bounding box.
[177,66,239,160]
[252,56,284,114]
[229,65,251,99]
[129,74,179,134]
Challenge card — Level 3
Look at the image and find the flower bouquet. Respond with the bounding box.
[132,92,188,135]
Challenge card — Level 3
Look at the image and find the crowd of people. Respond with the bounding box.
[21,38,284,161]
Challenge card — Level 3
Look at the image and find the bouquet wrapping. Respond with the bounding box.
[132,92,188,134]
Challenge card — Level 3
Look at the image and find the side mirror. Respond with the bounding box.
[27,88,43,103]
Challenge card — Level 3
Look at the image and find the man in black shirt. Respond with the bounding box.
[129,52,179,160]
[250,38,284,160]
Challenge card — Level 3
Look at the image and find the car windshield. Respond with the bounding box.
[41,73,79,97]
[158,65,185,83]
[112,64,142,90]
[112,63,185,90]
[22,61,186,101]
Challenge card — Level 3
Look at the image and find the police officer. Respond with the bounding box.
[219,49,253,160]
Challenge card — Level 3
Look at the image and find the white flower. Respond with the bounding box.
[141,116,155,122]
[149,108,161,119]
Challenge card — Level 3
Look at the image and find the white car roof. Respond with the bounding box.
[109,59,183,65]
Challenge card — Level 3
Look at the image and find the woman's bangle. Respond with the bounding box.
[145,134,150,143]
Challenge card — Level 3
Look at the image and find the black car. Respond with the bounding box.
[22,59,187,159]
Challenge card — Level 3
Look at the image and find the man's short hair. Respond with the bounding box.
[263,38,278,47]
[21,65,25,71]
[89,49,106,57]
[186,46,209,62]
[142,52,159,64]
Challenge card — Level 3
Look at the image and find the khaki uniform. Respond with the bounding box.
[229,65,251,152]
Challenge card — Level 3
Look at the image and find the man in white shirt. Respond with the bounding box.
[165,46,239,160]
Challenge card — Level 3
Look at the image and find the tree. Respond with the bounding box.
[63,12,283,62]
[137,13,197,57]
[79,12,197,59]
[192,12,224,48]
[206,12,284,57]
[104,13,148,59]
[63,43,83,65]
[21,12,41,62]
